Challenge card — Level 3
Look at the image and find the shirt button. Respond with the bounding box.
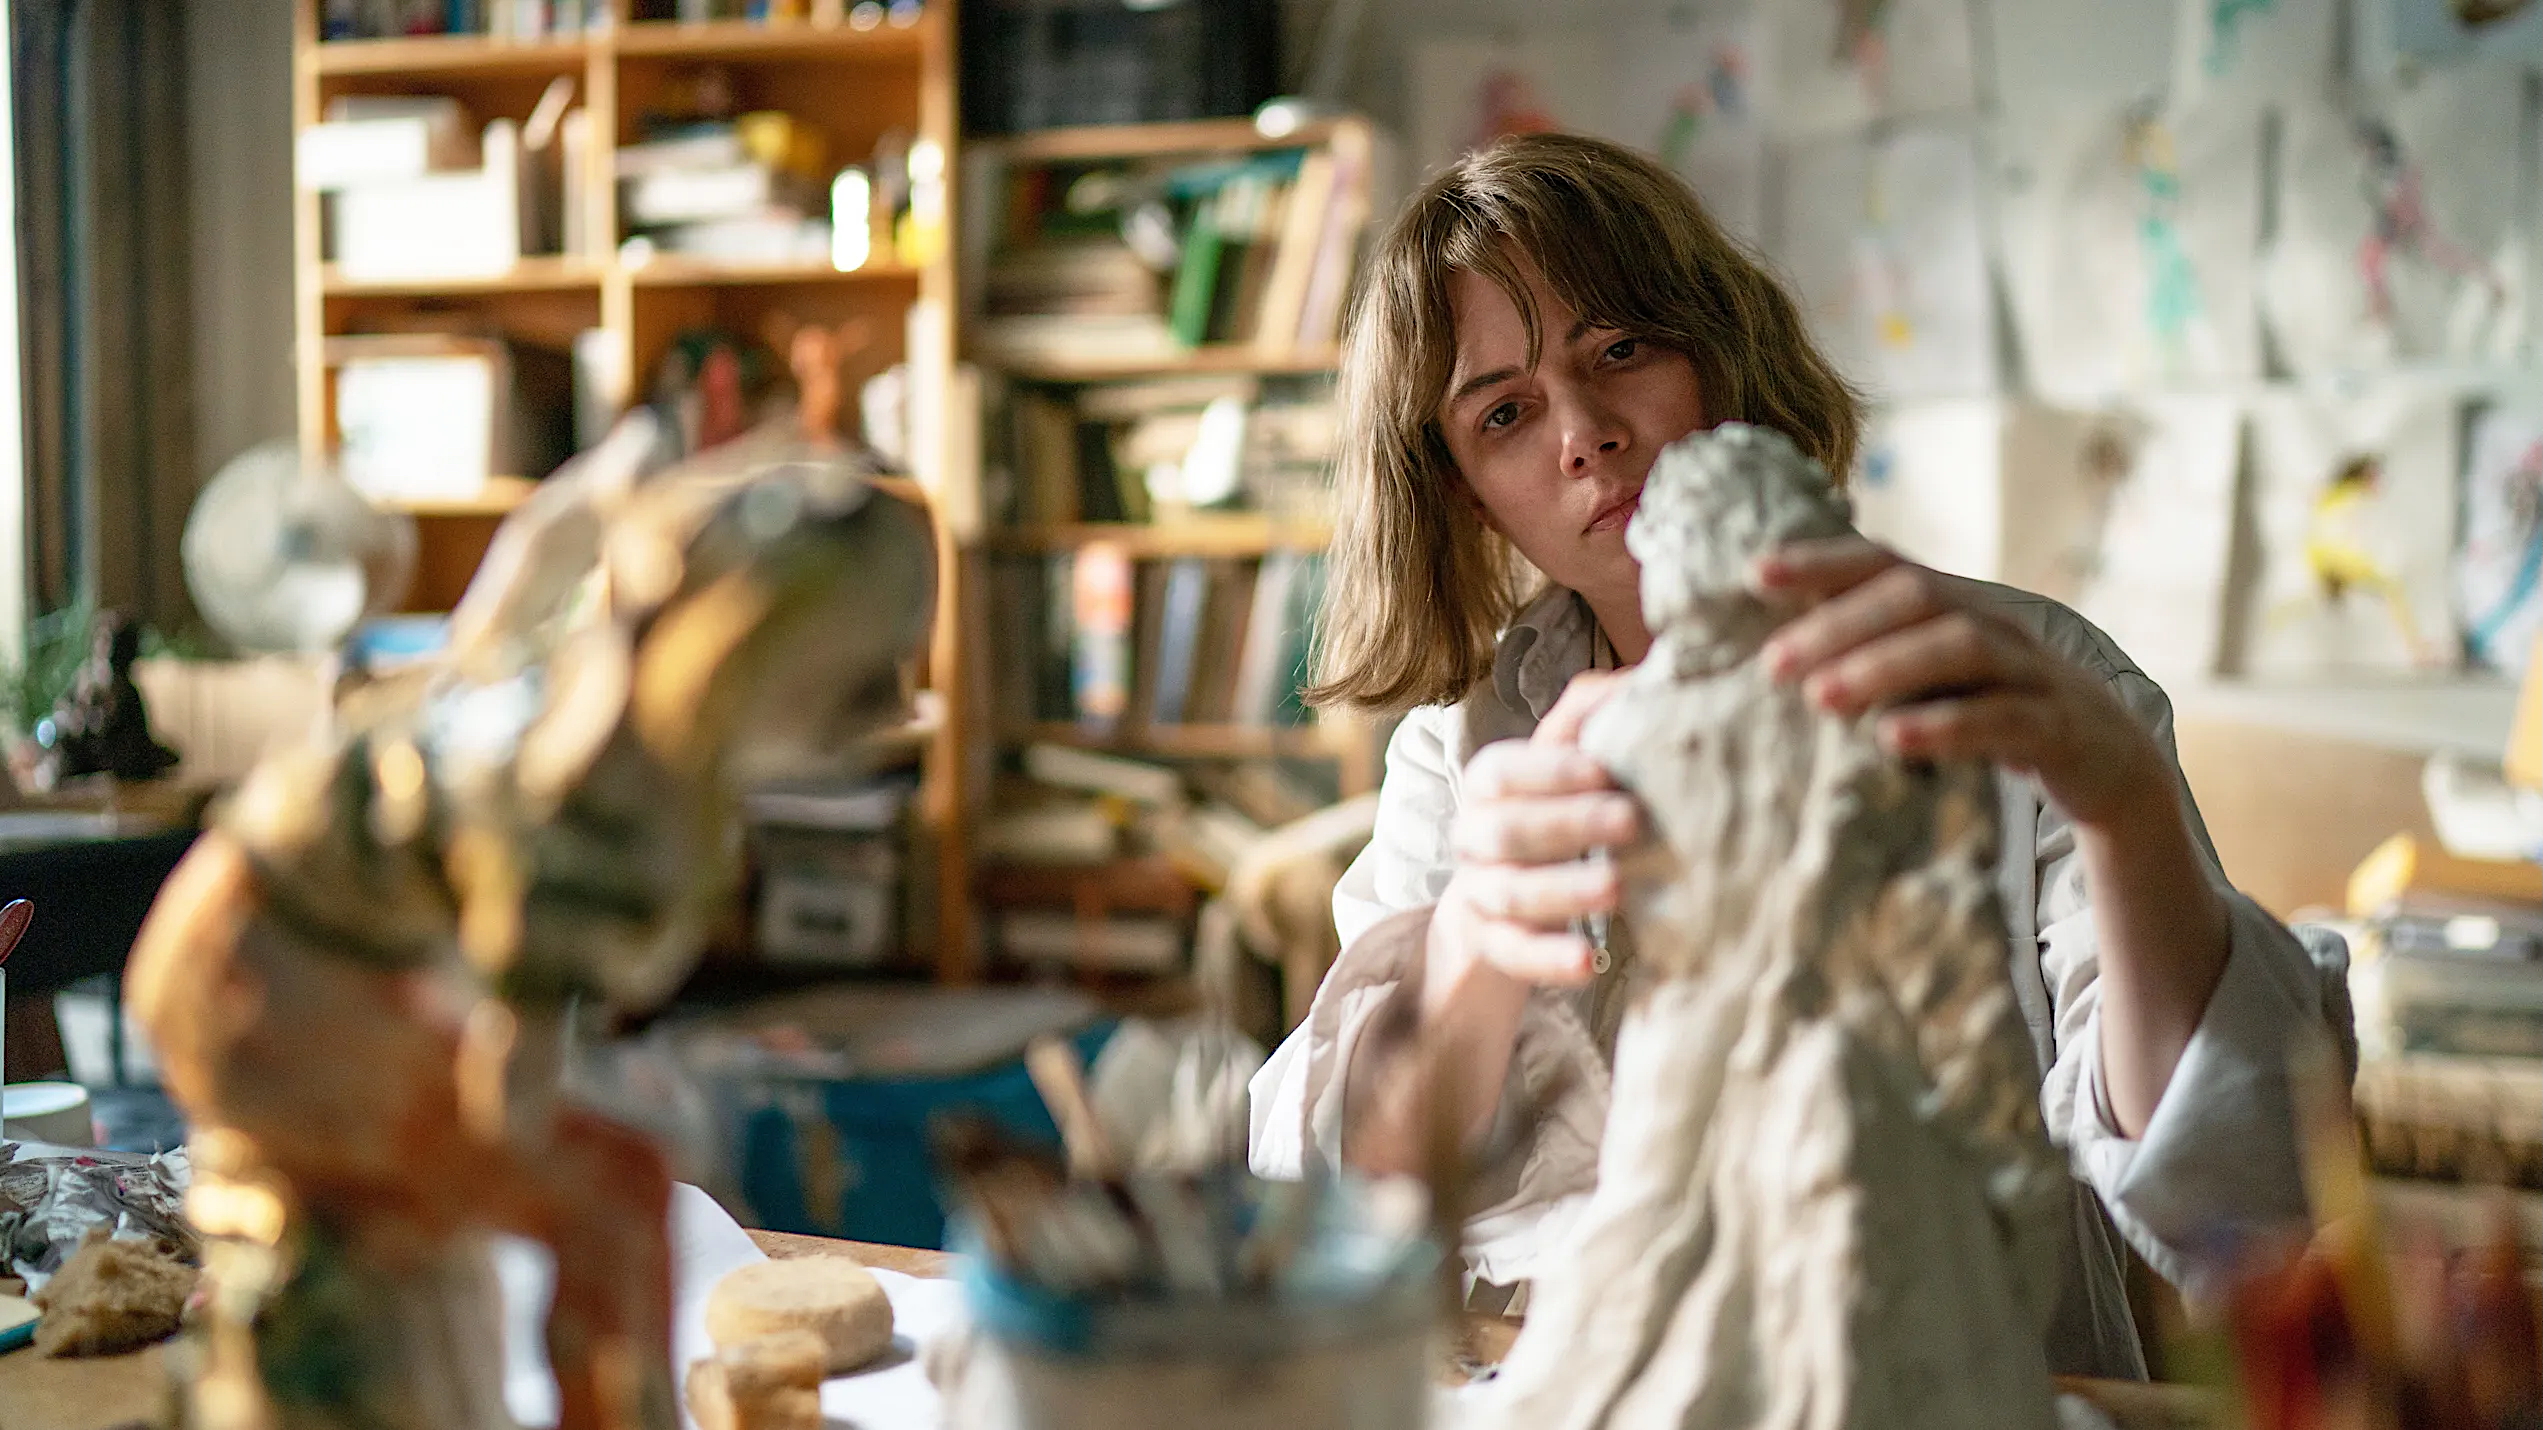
[1591,947,1613,975]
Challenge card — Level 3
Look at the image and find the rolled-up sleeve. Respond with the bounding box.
[1250,703,1611,1288]
[2032,669,2333,1296]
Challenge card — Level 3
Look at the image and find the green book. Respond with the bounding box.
[1166,186,1229,349]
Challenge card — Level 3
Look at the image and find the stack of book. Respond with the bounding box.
[322,0,609,39]
[976,745,1279,976]
[303,85,589,280]
[987,546,1326,736]
[975,139,1371,366]
[618,113,833,266]
[999,375,1338,525]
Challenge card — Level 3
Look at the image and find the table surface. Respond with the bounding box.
[0,1231,2214,1430]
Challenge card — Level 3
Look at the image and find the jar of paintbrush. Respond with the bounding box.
[926,1038,1442,1430]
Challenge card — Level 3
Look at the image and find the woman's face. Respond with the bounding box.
[1435,260,1709,602]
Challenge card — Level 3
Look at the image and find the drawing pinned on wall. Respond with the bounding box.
[2172,0,2336,108]
[1775,127,1995,399]
[1765,0,1977,138]
[2454,403,2543,674]
[1613,9,1771,245]
[2070,394,2244,682]
[1847,398,2008,585]
[2260,71,2525,376]
[2380,0,2543,66]
[1982,0,2173,120]
[1407,35,1606,181]
[2242,385,2463,677]
[1994,100,2261,402]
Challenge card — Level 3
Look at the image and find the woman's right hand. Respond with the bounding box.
[1426,670,1641,1013]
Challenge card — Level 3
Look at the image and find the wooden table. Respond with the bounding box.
[0,1231,2216,1430]
[0,1232,924,1430]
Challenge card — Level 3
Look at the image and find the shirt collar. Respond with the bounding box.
[1494,586,1597,722]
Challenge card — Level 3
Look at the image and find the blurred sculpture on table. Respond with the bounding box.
[32,610,181,787]
[125,411,936,1430]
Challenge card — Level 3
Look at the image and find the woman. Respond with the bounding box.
[1247,133,2348,1379]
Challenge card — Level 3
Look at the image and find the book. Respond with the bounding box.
[997,911,1185,974]
[332,119,525,280]
[979,802,1119,864]
[298,104,477,191]
[1038,553,1077,721]
[975,314,1182,368]
[623,163,801,227]
[1216,175,1289,344]
[1230,549,1303,725]
[1070,543,1136,732]
[1296,135,1371,351]
[1127,558,1169,730]
[1272,552,1327,726]
[1013,392,1082,525]
[1149,557,1211,725]
[1076,375,1258,422]
[986,241,1161,317]
[615,128,748,179]
[1187,558,1258,723]
[1255,149,1333,355]
[1021,743,1186,807]
[1166,183,1231,350]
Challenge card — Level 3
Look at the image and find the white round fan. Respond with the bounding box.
[183,440,419,653]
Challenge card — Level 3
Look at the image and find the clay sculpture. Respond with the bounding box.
[1473,423,2067,1430]
[125,417,935,1430]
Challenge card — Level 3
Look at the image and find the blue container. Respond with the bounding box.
[674,985,1113,1249]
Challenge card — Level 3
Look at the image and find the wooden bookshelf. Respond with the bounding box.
[986,518,1333,558]
[966,117,1381,802]
[985,344,1346,384]
[973,116,1358,165]
[291,0,978,981]
[311,32,591,76]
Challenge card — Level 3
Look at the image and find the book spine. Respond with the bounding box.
[1166,183,1229,350]
[1150,556,1208,725]
[1070,544,1134,732]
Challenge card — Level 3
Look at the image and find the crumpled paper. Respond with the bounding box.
[0,1141,194,1290]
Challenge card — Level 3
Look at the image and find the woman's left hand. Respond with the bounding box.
[1752,536,2164,835]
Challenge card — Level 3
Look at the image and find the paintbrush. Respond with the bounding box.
[0,901,31,966]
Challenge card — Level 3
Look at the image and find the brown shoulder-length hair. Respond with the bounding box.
[1306,132,1860,717]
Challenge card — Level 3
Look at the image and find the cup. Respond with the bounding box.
[3,1080,95,1148]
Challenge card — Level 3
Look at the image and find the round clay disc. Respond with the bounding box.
[705,1258,895,1373]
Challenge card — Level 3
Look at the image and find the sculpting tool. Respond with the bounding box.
[0,900,30,965]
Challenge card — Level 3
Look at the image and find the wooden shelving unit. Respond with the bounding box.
[964,117,1382,806]
[291,0,978,980]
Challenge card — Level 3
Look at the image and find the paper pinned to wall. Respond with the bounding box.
[1408,17,1770,245]
[1848,398,2007,583]
[2172,0,2339,110]
[2454,400,2543,674]
[2356,0,2543,75]
[1607,10,1771,246]
[1406,34,1608,182]
[1981,0,2172,121]
[1994,100,2262,402]
[1764,0,1979,138]
[2242,382,2465,678]
[1775,126,1997,400]
[2260,70,2528,378]
[2070,394,2245,682]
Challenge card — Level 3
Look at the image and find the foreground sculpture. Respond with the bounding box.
[1473,424,2068,1430]
[126,418,935,1430]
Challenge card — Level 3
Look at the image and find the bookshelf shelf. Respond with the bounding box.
[615,16,932,61]
[625,256,923,287]
[310,33,592,76]
[321,258,606,296]
[988,345,1346,383]
[975,117,1353,164]
[987,519,1333,558]
[991,346,1352,384]
[1006,722,1349,761]
[379,475,540,518]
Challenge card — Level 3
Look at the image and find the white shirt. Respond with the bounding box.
[1249,579,2353,1380]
